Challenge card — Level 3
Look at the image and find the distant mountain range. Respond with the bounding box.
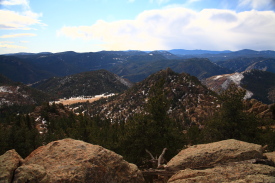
[173,49,275,62]
[1,49,275,105]
[1,49,275,84]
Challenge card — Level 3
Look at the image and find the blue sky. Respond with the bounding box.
[0,0,275,54]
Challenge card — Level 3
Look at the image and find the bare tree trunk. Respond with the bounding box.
[145,149,155,160]
[157,148,167,168]
[146,148,167,169]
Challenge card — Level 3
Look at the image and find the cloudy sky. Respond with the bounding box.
[0,0,275,54]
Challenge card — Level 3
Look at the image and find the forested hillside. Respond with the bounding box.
[1,68,274,167]
[32,69,133,99]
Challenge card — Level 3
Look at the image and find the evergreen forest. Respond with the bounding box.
[0,83,275,167]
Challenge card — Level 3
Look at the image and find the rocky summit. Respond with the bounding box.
[166,139,264,171]
[1,138,145,183]
[165,139,275,182]
[88,68,218,125]
[2,139,275,182]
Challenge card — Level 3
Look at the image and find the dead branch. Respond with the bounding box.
[146,148,168,169]
[157,148,168,168]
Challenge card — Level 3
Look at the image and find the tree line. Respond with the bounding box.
[0,83,275,167]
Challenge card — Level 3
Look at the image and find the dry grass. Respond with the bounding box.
[56,95,108,105]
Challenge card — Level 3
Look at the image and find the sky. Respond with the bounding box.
[0,0,275,54]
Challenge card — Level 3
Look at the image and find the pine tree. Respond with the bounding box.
[118,79,185,165]
[202,84,261,143]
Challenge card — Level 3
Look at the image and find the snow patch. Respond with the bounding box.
[221,73,244,89]
[229,72,244,86]
[214,75,223,80]
[244,90,253,99]
[0,86,13,93]
[229,73,244,85]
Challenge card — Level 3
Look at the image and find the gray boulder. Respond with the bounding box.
[0,149,23,183]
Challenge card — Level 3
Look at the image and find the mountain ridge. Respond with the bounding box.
[31,69,133,99]
[85,68,219,126]
[203,70,275,104]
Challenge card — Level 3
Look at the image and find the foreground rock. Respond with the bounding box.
[168,162,275,183]
[13,164,49,183]
[265,152,275,165]
[167,139,263,171]
[0,149,23,183]
[14,138,145,183]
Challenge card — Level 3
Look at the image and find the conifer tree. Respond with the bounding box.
[118,79,185,165]
[202,84,261,143]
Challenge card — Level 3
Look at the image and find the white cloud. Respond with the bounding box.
[0,41,14,44]
[0,0,45,30]
[127,0,135,3]
[0,0,29,7]
[0,10,45,30]
[0,44,27,49]
[57,7,275,51]
[0,33,36,38]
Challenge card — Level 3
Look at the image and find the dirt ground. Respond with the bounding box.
[56,95,108,105]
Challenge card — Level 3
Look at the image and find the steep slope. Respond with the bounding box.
[217,57,275,73]
[32,70,133,99]
[170,58,232,79]
[87,68,218,125]
[241,70,275,104]
[0,74,50,107]
[203,70,275,104]
[0,55,53,84]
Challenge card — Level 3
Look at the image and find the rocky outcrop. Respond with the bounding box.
[168,163,275,183]
[166,139,263,171]
[0,149,23,183]
[13,164,49,183]
[244,99,274,119]
[2,139,275,183]
[12,138,145,183]
[265,152,275,164]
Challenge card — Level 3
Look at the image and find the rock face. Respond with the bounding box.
[13,164,49,183]
[265,152,275,164]
[168,163,275,183]
[13,138,145,183]
[0,149,23,183]
[165,139,275,182]
[167,139,263,171]
[2,139,275,183]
